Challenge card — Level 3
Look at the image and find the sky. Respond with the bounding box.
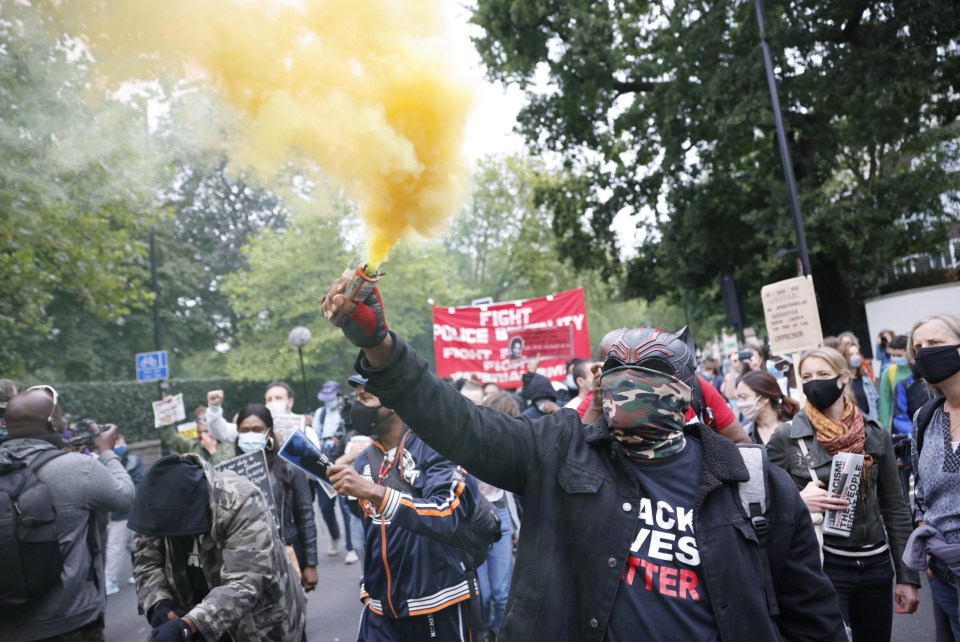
[448,3,527,162]
[448,3,643,255]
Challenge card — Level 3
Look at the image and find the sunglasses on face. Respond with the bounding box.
[26,385,59,424]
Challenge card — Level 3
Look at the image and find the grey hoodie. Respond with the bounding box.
[0,438,135,641]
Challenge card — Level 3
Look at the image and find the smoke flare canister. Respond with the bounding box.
[332,265,383,326]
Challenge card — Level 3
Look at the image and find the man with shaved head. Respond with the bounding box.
[0,386,135,642]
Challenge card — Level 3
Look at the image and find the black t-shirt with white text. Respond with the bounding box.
[604,438,719,642]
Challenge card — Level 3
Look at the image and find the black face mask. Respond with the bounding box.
[803,376,845,411]
[350,403,394,436]
[914,344,960,385]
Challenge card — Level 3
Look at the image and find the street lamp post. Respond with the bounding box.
[288,327,312,412]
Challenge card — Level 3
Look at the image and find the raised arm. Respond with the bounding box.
[321,277,572,494]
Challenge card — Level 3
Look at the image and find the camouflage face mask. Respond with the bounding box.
[600,367,692,460]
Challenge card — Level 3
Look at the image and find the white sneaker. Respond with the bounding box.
[128,576,136,585]
[326,541,339,556]
[105,581,119,596]
[344,550,359,565]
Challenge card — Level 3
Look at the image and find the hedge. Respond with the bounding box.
[54,379,298,443]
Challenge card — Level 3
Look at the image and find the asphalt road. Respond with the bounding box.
[102,516,937,641]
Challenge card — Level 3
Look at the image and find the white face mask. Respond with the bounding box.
[738,398,764,421]
[848,354,862,368]
[265,402,287,417]
[237,431,268,453]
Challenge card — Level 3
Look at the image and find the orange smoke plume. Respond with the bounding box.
[60,0,475,269]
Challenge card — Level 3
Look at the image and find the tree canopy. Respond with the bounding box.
[471,0,960,333]
[0,5,157,377]
[3,1,705,389]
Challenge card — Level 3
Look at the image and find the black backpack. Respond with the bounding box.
[0,448,66,611]
[690,376,717,430]
[364,431,502,568]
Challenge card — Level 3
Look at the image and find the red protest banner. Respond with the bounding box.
[432,288,591,387]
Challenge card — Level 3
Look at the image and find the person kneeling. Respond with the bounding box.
[130,454,307,642]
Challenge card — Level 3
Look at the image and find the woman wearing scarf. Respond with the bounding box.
[767,346,920,641]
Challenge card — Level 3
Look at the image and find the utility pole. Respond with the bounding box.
[754,0,812,277]
[150,229,163,402]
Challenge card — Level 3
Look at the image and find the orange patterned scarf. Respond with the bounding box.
[806,398,873,492]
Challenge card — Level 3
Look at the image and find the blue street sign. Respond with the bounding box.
[136,350,169,382]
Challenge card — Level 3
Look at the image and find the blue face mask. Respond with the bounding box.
[237,431,268,453]
[114,444,128,457]
[893,356,908,367]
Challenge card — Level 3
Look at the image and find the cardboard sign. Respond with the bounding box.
[177,421,198,440]
[214,449,274,506]
[433,287,591,387]
[153,394,186,428]
[761,276,823,357]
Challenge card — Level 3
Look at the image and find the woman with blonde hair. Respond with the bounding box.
[904,314,960,638]
[767,346,919,640]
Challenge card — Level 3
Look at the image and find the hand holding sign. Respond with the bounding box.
[153,394,186,428]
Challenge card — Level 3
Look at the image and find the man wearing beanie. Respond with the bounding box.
[130,454,306,642]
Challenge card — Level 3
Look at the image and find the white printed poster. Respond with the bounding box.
[153,394,186,428]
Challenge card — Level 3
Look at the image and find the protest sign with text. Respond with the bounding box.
[272,413,306,446]
[153,394,186,428]
[432,287,591,387]
[214,449,274,506]
[761,276,823,357]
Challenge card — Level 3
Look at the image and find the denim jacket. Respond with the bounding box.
[356,334,846,641]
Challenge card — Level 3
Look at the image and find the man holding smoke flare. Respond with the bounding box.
[321,272,847,640]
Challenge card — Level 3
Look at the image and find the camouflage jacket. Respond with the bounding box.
[134,454,306,641]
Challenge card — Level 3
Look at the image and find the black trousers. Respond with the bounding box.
[823,551,895,642]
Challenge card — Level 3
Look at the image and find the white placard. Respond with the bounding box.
[153,394,186,428]
[761,276,823,357]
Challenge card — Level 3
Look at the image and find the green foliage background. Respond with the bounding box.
[57,379,277,444]
[8,0,955,406]
[471,0,960,337]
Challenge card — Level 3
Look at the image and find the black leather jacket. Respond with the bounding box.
[767,411,920,586]
[356,333,846,641]
[269,465,318,567]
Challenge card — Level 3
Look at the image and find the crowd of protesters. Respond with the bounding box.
[2,297,960,641]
